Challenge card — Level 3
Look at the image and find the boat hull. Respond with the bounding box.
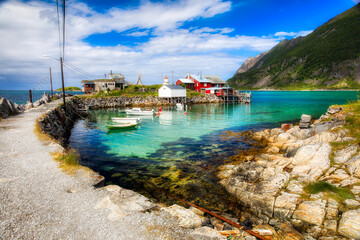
[106,123,137,130]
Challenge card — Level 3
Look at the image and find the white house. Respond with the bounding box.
[158,76,186,98]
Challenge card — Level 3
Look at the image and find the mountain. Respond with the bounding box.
[228,4,360,90]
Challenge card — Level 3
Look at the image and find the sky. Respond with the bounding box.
[0,0,358,90]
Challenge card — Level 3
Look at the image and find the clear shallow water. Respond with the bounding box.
[69,91,357,211]
[0,90,83,105]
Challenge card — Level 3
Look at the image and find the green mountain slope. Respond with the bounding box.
[228,4,360,90]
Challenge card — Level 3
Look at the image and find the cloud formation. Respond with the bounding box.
[0,0,310,89]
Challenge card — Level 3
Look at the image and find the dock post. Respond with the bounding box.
[29,90,32,103]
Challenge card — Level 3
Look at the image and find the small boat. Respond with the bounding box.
[111,117,141,124]
[176,103,183,109]
[106,122,138,130]
[125,108,156,116]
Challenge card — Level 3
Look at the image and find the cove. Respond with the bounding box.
[69,91,357,212]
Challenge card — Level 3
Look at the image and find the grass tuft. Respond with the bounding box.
[304,181,354,202]
[34,118,55,144]
[51,148,81,174]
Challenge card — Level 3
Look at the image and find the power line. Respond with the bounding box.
[63,60,97,78]
[63,64,92,80]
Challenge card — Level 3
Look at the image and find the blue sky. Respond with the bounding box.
[0,0,358,90]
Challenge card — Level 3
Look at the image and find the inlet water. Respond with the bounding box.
[69,91,357,211]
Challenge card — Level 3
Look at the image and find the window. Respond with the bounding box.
[204,83,207,87]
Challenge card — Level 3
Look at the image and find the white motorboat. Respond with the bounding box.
[125,108,157,116]
[176,103,183,109]
[106,122,138,130]
[111,117,141,124]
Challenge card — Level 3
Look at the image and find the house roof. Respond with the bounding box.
[178,78,194,84]
[189,74,211,83]
[94,79,116,83]
[109,73,125,79]
[203,75,226,84]
[163,85,186,90]
[81,80,95,84]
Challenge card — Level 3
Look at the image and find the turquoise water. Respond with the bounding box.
[69,91,357,210]
[0,90,83,105]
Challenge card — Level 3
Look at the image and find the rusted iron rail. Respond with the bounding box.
[147,181,268,240]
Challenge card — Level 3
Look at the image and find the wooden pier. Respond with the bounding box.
[219,91,251,103]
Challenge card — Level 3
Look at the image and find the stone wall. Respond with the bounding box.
[37,98,86,146]
[81,94,219,109]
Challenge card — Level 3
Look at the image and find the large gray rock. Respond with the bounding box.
[291,143,331,181]
[274,192,301,219]
[338,209,360,239]
[327,106,342,115]
[299,114,312,129]
[191,226,226,240]
[334,145,358,164]
[346,155,360,178]
[292,200,326,226]
[0,98,18,118]
[162,204,202,229]
[95,185,155,220]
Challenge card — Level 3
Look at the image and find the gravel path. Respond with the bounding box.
[0,100,193,240]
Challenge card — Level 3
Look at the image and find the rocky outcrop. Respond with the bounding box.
[218,106,360,239]
[0,98,20,119]
[338,209,360,239]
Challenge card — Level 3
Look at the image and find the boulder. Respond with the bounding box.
[292,200,326,226]
[0,98,18,118]
[291,143,331,182]
[346,155,360,178]
[334,145,358,164]
[344,199,360,208]
[286,180,304,194]
[191,226,226,240]
[274,192,301,219]
[338,209,360,239]
[299,114,312,129]
[162,204,202,229]
[327,106,342,115]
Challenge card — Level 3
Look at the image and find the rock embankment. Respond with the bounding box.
[80,94,219,109]
[37,98,86,146]
[218,106,360,239]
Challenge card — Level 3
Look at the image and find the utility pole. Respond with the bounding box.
[49,67,53,98]
[60,57,66,111]
[172,70,174,85]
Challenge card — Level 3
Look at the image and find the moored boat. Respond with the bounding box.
[125,108,157,116]
[111,117,141,124]
[106,122,138,130]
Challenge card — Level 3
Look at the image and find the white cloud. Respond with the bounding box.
[274,30,313,37]
[125,30,150,37]
[0,0,309,90]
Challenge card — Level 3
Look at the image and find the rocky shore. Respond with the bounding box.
[217,106,360,239]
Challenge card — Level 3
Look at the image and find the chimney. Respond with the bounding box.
[200,71,202,79]
[187,72,190,78]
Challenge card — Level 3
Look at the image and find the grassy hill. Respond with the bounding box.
[55,87,81,91]
[228,4,360,90]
